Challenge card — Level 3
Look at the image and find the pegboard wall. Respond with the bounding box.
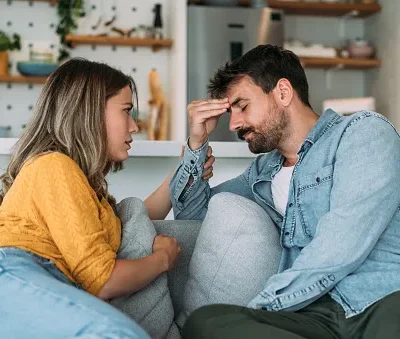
[0,0,172,138]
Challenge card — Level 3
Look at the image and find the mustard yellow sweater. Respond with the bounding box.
[0,152,121,296]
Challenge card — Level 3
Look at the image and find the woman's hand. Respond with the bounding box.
[99,236,181,300]
[152,234,182,272]
[202,146,215,180]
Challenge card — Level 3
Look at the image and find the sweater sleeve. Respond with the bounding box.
[31,153,117,295]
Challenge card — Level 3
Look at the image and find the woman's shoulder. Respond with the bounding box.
[19,152,95,197]
[21,152,87,184]
[25,152,80,171]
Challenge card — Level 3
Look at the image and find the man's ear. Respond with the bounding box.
[275,78,293,107]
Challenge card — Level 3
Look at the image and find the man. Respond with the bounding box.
[169,44,400,338]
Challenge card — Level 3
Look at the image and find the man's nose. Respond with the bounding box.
[229,111,242,131]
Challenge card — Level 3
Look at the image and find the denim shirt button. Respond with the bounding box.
[328,274,335,281]
[190,160,195,164]
[284,231,290,236]
[316,177,321,183]
[289,203,293,207]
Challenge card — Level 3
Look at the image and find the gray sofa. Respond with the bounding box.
[112,194,281,339]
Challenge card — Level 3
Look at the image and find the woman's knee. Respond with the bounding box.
[0,255,149,338]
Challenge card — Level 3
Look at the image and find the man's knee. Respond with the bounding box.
[359,292,400,339]
[182,305,215,339]
[182,304,239,339]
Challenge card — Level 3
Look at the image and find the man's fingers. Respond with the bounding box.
[191,102,230,113]
[190,98,229,107]
[191,109,227,122]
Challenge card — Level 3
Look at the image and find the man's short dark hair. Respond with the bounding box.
[208,44,311,108]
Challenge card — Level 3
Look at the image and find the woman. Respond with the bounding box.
[0,58,214,338]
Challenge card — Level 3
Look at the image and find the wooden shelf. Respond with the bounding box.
[188,0,250,4]
[0,74,47,84]
[13,0,57,5]
[66,35,173,52]
[267,1,381,18]
[188,0,381,17]
[299,57,380,69]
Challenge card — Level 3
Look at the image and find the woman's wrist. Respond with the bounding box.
[151,249,169,273]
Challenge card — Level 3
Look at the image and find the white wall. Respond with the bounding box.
[284,15,366,114]
[366,0,400,130]
[0,0,174,139]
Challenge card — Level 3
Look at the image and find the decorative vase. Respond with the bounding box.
[0,51,9,76]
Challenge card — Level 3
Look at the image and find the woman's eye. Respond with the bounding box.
[241,105,248,112]
[124,108,132,115]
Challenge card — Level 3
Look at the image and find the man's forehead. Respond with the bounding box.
[226,76,254,100]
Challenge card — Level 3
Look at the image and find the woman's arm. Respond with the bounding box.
[144,146,215,220]
[144,170,174,220]
[98,234,181,300]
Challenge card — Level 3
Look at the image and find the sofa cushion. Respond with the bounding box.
[177,192,282,327]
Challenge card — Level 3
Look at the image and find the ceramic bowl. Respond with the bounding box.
[347,43,375,59]
[30,49,54,63]
[17,61,58,76]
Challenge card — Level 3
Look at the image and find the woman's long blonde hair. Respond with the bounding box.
[0,58,138,207]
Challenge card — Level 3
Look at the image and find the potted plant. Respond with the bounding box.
[56,0,85,61]
[0,31,21,76]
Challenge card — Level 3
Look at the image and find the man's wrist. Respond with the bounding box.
[188,137,206,151]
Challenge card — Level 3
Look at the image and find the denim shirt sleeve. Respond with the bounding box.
[169,140,255,220]
[248,115,400,312]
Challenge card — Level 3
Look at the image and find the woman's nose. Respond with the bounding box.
[129,116,139,134]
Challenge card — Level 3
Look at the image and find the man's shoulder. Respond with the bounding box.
[339,111,398,135]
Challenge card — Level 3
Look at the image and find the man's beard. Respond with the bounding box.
[237,110,288,154]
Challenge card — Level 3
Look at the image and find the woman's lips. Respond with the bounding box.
[125,140,132,149]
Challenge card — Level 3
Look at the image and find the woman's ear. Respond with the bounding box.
[276,78,294,107]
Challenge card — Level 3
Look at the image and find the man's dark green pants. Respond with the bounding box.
[182,292,400,339]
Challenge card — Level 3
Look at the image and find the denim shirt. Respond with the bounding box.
[169,109,400,318]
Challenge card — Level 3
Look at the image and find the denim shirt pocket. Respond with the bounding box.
[297,164,334,238]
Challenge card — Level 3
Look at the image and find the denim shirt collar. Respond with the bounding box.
[301,109,341,151]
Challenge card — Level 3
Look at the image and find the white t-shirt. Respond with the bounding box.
[271,166,294,216]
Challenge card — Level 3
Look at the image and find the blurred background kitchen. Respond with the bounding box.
[0,0,395,217]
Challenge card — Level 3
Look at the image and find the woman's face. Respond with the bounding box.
[105,85,139,162]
